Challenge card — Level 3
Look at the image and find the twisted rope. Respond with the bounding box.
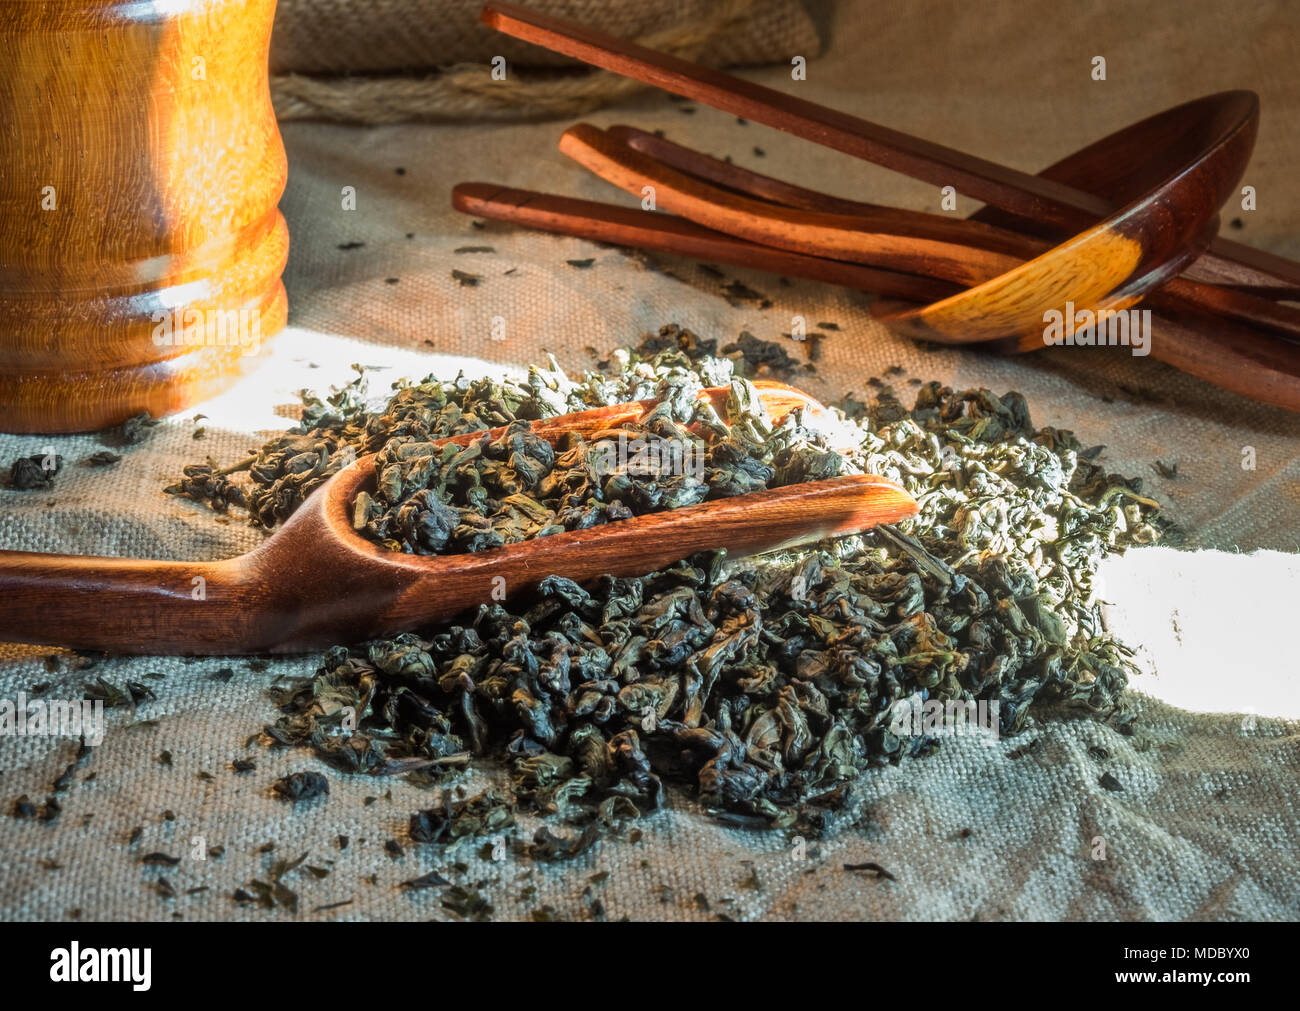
[271,0,757,124]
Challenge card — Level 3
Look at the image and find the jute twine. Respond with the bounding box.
[270,0,758,124]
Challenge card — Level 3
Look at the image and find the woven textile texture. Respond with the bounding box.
[0,0,1297,921]
[270,0,823,73]
[268,0,823,123]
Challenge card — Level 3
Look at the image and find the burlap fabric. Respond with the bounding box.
[1,0,1297,921]
[270,0,823,72]
[269,0,825,122]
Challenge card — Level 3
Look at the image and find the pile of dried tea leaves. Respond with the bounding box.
[166,327,810,532]
[171,324,1174,851]
[352,377,847,554]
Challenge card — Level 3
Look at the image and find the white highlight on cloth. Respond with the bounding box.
[1098,546,1300,719]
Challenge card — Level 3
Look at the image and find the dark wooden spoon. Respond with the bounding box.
[0,383,917,655]
[451,182,961,304]
[479,2,1300,296]
[604,124,1300,341]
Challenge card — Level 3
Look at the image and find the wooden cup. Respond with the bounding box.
[0,0,288,433]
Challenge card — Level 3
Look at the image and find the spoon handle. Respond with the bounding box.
[556,123,1024,290]
[0,476,916,656]
[451,183,959,304]
[357,475,919,648]
[0,552,253,653]
[480,2,1300,294]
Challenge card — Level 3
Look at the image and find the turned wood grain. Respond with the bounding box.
[0,0,287,433]
[0,383,917,654]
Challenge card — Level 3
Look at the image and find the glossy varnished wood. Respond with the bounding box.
[480,1,1300,295]
[0,0,287,433]
[605,124,1300,344]
[461,4,1300,412]
[0,383,917,654]
[451,183,961,304]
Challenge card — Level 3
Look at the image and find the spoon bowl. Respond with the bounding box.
[0,383,917,654]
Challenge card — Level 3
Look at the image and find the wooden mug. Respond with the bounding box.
[0,0,288,433]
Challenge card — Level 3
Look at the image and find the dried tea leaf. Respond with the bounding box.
[441,885,493,921]
[272,771,329,804]
[9,454,61,490]
[844,862,896,881]
[400,870,450,891]
[120,412,161,445]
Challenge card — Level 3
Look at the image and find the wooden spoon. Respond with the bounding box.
[962,96,1300,298]
[0,383,916,655]
[605,124,1300,341]
[479,2,1300,296]
[453,178,1300,410]
[557,119,1254,346]
[451,182,961,304]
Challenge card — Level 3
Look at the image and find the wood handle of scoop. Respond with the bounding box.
[0,552,256,653]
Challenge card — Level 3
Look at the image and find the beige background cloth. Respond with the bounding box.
[271,0,822,73]
[269,0,826,123]
[1,0,1297,921]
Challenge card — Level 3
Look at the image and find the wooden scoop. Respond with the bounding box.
[0,382,916,655]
